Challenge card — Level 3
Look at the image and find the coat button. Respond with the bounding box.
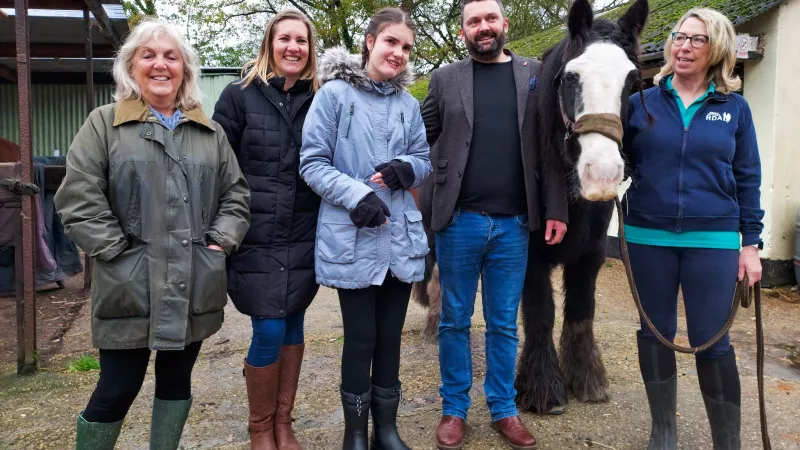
[288,185,293,190]
[458,172,463,177]
[179,283,186,291]
[147,131,152,136]
[390,215,396,222]
[182,240,189,247]
[464,140,469,147]
[280,267,285,272]
[391,259,397,265]
[279,309,285,315]
[279,102,284,106]
[183,196,188,203]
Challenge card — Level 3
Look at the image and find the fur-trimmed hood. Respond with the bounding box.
[317,46,415,93]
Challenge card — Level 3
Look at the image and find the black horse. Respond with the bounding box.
[413,0,650,415]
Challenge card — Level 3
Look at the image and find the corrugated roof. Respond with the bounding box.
[506,0,788,60]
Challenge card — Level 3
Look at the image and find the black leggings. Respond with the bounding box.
[338,273,412,395]
[82,341,202,423]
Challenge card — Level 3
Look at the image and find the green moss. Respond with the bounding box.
[409,76,430,103]
[508,0,783,60]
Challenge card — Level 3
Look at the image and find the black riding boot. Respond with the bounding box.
[370,383,411,450]
[637,332,678,450]
[697,347,741,450]
[341,386,372,450]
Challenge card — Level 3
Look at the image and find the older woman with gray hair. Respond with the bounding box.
[54,18,250,450]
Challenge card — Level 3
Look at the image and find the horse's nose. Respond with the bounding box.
[576,134,624,202]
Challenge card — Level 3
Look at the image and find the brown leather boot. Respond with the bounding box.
[491,416,537,450]
[436,415,465,450]
[275,344,304,450]
[244,359,280,450]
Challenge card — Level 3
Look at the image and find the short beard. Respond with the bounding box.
[467,30,507,60]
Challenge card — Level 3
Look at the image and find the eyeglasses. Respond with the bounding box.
[671,32,709,48]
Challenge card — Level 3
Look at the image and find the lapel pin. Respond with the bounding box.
[523,61,528,66]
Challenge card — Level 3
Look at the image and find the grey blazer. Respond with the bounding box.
[419,50,568,232]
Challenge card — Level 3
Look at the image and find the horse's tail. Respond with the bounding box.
[411,177,440,309]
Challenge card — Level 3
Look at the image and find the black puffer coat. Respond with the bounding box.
[213,77,320,318]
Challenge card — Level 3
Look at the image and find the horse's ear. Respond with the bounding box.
[618,0,649,38]
[568,0,593,40]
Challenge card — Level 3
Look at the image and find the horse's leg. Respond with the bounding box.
[559,248,609,403]
[515,246,566,414]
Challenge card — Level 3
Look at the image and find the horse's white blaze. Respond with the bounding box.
[565,42,634,201]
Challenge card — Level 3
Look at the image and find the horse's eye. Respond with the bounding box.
[565,73,577,84]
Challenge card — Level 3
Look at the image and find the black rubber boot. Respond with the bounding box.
[697,347,741,450]
[369,383,411,450]
[341,386,371,450]
[637,332,678,450]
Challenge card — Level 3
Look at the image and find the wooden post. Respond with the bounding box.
[15,0,37,375]
[82,6,94,291]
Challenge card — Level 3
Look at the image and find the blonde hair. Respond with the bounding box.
[240,9,318,90]
[112,18,203,109]
[654,8,742,94]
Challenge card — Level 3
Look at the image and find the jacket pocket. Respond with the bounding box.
[317,220,358,263]
[342,102,355,139]
[404,210,429,258]
[190,245,228,314]
[92,246,149,319]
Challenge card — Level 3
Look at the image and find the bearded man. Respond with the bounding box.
[420,0,569,448]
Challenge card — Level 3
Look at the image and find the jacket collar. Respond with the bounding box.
[317,46,414,94]
[113,98,215,130]
[266,76,312,94]
[658,75,728,102]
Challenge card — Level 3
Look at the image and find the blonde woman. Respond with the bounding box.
[622,8,763,450]
[55,18,251,450]
[211,8,319,450]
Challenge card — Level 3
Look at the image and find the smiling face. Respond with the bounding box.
[366,23,414,82]
[271,18,310,83]
[131,37,184,108]
[670,17,711,80]
[460,0,509,62]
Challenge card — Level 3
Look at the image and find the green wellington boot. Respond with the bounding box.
[149,397,193,450]
[75,412,123,450]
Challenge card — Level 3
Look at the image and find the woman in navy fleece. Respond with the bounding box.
[622,8,763,450]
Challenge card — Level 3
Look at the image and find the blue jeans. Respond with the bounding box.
[435,210,529,421]
[628,243,738,359]
[247,311,305,367]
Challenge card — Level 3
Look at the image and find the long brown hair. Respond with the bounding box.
[361,7,416,69]
[240,9,319,90]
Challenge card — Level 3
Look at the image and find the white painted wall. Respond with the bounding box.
[608,0,800,263]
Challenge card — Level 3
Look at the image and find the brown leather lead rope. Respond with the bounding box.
[614,197,771,449]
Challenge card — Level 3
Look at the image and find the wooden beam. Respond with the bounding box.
[14,0,38,376]
[0,64,16,82]
[0,8,8,18]
[82,0,121,48]
[0,43,116,58]
[0,0,85,8]
[83,6,94,291]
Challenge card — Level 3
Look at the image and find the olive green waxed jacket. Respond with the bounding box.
[54,99,251,350]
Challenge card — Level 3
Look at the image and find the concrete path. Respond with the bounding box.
[1,259,799,449]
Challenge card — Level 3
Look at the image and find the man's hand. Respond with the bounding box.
[738,246,762,287]
[545,220,567,245]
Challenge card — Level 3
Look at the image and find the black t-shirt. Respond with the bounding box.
[456,60,527,216]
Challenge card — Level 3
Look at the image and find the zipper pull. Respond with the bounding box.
[401,112,406,145]
[345,102,355,138]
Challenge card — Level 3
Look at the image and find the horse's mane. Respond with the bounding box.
[535,19,644,189]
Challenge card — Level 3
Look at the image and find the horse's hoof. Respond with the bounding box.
[570,382,610,403]
[547,404,566,415]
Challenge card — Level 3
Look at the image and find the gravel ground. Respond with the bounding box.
[1,259,798,449]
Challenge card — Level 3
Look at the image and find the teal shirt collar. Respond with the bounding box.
[665,74,716,105]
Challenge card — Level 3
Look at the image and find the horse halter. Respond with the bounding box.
[556,65,624,148]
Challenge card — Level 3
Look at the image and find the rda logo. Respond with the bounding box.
[706,111,731,123]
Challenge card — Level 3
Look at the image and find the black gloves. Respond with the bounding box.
[350,192,391,228]
[375,160,415,191]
